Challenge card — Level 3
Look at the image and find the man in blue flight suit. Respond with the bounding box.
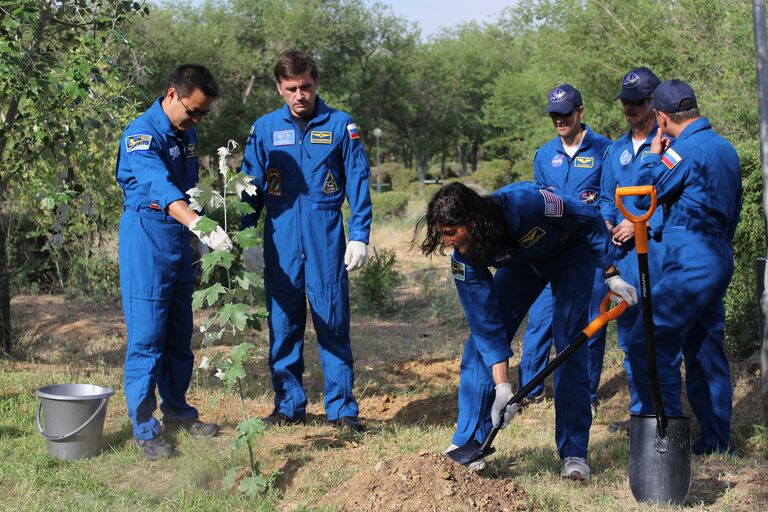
[240,50,372,432]
[599,67,677,433]
[117,64,233,460]
[416,182,637,479]
[633,79,742,454]
[518,84,611,416]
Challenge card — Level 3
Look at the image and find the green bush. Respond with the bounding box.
[469,159,518,192]
[372,191,409,222]
[416,268,467,327]
[389,166,419,191]
[725,140,764,357]
[378,162,404,185]
[352,248,403,316]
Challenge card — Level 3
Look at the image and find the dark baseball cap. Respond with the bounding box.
[649,79,698,113]
[545,84,583,114]
[617,67,660,102]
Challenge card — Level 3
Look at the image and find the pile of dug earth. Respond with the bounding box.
[322,451,530,511]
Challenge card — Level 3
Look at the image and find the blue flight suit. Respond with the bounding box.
[116,97,201,440]
[599,127,675,415]
[519,126,611,406]
[451,182,616,459]
[633,117,742,453]
[241,97,372,421]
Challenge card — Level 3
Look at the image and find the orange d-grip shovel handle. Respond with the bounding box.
[582,292,628,338]
[615,186,657,254]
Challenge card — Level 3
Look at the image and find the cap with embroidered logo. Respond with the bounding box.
[617,67,660,102]
[545,84,583,115]
[649,79,698,113]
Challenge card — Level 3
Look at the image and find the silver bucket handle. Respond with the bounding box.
[36,398,108,441]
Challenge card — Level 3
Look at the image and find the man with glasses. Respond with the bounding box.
[631,79,742,454]
[517,84,611,474]
[599,67,673,434]
[240,50,372,432]
[116,64,231,460]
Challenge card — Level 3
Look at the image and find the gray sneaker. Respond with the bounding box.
[445,443,487,471]
[163,418,219,437]
[561,456,590,480]
[134,435,174,461]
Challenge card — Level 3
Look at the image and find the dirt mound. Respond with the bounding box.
[323,451,529,512]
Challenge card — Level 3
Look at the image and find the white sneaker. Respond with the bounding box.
[445,444,487,471]
[561,456,590,480]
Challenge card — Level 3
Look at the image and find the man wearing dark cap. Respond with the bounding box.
[599,67,678,433]
[632,79,742,454]
[518,84,611,436]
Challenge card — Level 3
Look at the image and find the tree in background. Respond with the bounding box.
[0,0,145,353]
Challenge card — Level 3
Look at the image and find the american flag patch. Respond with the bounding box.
[539,189,563,217]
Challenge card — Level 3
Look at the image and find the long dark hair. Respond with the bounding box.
[413,182,506,264]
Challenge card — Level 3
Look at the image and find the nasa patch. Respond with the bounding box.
[623,72,641,88]
[550,88,567,103]
[551,154,565,168]
[620,149,632,165]
[579,189,598,204]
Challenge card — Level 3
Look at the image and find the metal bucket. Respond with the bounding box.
[35,384,115,460]
[629,413,691,506]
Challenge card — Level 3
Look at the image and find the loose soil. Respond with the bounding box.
[320,451,530,512]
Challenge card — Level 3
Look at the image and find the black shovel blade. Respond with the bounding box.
[445,439,496,466]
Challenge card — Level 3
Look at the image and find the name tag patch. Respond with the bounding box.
[574,156,594,168]
[125,134,152,152]
[519,226,546,248]
[187,143,197,157]
[310,131,333,144]
[273,129,295,146]
[451,258,465,281]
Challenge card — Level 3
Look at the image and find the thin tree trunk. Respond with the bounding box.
[459,143,468,176]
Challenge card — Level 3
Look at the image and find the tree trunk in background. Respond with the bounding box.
[459,144,468,176]
[471,140,479,173]
[0,204,11,353]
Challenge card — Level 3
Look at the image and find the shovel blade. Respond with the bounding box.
[629,414,691,506]
[445,439,496,467]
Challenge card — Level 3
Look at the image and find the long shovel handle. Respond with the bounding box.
[477,293,628,455]
[615,186,668,439]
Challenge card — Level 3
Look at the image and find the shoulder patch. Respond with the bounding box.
[451,258,466,281]
[310,130,333,144]
[346,123,360,140]
[273,129,295,146]
[125,134,152,153]
[323,171,339,194]
[574,156,595,168]
[539,189,563,217]
[186,143,197,158]
[661,147,682,169]
[267,168,282,197]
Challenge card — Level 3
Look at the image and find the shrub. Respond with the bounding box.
[372,191,409,222]
[378,162,405,185]
[352,248,403,316]
[389,166,419,191]
[725,140,764,357]
[416,268,467,327]
[469,159,518,192]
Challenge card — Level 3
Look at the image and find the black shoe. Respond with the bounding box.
[134,435,174,460]
[262,412,305,429]
[329,416,365,432]
[608,418,631,433]
[163,418,219,437]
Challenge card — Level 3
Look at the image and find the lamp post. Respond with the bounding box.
[373,127,382,194]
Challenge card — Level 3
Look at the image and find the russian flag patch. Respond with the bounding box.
[539,189,563,217]
[347,123,360,140]
[661,147,682,169]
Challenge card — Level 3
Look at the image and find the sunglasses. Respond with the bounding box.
[549,109,577,121]
[179,96,210,118]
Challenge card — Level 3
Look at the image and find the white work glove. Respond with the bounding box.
[491,383,520,429]
[189,217,233,252]
[344,240,368,272]
[605,275,638,306]
[242,246,265,273]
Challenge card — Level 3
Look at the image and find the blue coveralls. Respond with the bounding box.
[451,182,616,459]
[519,126,611,406]
[599,127,675,415]
[116,97,200,440]
[632,118,742,453]
[241,97,372,421]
